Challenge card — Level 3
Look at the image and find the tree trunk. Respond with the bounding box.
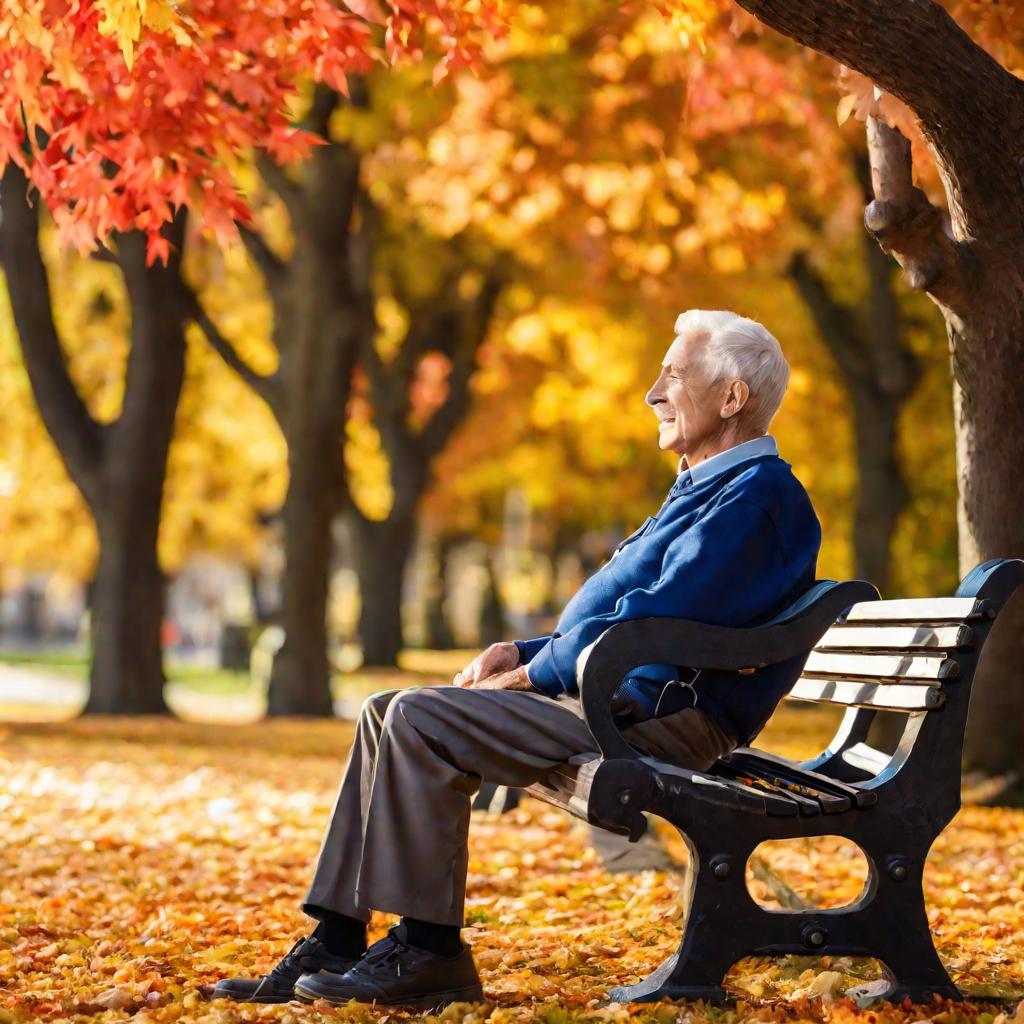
[350,514,416,667]
[847,392,906,591]
[265,441,337,716]
[0,164,188,715]
[192,90,365,715]
[954,320,1024,775]
[424,535,457,650]
[734,0,1024,778]
[478,550,507,646]
[86,512,168,714]
[84,227,188,714]
[787,161,921,595]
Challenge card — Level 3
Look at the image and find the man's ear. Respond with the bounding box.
[721,379,750,419]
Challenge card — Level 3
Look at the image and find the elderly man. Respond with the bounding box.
[214,310,822,1010]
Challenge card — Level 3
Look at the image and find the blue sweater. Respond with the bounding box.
[515,446,822,745]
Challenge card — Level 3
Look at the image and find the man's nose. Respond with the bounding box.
[645,381,663,407]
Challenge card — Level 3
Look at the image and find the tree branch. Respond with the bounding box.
[785,251,870,387]
[112,215,191,445]
[862,116,975,314]
[419,270,505,460]
[0,163,104,505]
[239,223,286,298]
[855,146,922,401]
[303,83,342,138]
[256,152,303,218]
[733,0,1024,247]
[184,287,280,411]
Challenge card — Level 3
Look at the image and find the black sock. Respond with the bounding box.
[305,906,367,960]
[396,916,463,958]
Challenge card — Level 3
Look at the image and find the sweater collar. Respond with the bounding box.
[674,435,778,493]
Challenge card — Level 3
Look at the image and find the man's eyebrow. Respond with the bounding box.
[662,362,687,374]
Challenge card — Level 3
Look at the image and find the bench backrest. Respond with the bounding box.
[796,558,1024,804]
[788,595,988,712]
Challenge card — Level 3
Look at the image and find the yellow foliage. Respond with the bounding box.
[0,227,287,581]
[94,0,191,68]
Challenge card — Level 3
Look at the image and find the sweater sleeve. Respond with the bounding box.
[524,499,785,698]
[514,635,554,664]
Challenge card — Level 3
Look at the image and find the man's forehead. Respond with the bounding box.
[662,329,707,368]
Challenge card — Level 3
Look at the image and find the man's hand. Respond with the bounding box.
[452,641,520,688]
[465,666,533,691]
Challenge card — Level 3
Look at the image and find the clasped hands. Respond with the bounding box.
[451,641,533,690]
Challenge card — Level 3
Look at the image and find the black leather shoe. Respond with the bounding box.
[293,926,483,1010]
[212,935,359,1003]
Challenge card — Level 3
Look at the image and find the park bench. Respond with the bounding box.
[516,557,1024,1005]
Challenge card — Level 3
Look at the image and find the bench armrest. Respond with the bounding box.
[576,579,879,761]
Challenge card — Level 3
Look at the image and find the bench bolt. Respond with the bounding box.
[888,859,908,882]
[618,789,632,806]
[802,923,827,949]
[710,856,731,880]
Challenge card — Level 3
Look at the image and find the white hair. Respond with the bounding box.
[673,309,790,432]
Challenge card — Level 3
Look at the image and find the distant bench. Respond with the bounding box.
[495,558,1024,1004]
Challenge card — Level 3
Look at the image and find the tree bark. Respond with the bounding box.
[87,510,168,713]
[265,446,338,715]
[350,513,417,667]
[1,164,189,714]
[735,0,1024,777]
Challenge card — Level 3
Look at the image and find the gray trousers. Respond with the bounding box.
[303,685,735,927]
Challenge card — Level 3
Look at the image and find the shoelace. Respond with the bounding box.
[360,933,408,975]
[267,938,317,985]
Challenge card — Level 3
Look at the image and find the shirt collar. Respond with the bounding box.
[675,435,778,490]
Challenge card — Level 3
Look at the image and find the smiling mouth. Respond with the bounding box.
[658,417,676,427]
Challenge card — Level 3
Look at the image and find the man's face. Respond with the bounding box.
[644,330,724,458]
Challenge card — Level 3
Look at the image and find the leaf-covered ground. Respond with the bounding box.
[1,700,1023,1024]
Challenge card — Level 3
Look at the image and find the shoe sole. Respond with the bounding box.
[211,987,294,1004]
[293,979,484,1010]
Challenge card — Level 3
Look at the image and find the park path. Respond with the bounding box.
[0,663,274,722]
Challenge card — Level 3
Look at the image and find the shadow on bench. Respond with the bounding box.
[479,558,1024,1005]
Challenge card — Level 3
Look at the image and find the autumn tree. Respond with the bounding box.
[0,237,287,635]
[0,173,188,713]
[785,153,923,593]
[0,0,505,711]
[724,0,1024,777]
[188,75,512,714]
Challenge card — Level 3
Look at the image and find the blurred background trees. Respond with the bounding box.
[1,0,1017,773]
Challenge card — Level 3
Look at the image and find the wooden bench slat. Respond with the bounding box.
[840,741,892,776]
[816,624,973,650]
[790,677,946,710]
[844,597,985,622]
[711,759,841,815]
[647,760,802,817]
[725,748,877,808]
[803,650,958,680]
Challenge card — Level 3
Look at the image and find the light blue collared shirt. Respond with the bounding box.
[675,434,778,491]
